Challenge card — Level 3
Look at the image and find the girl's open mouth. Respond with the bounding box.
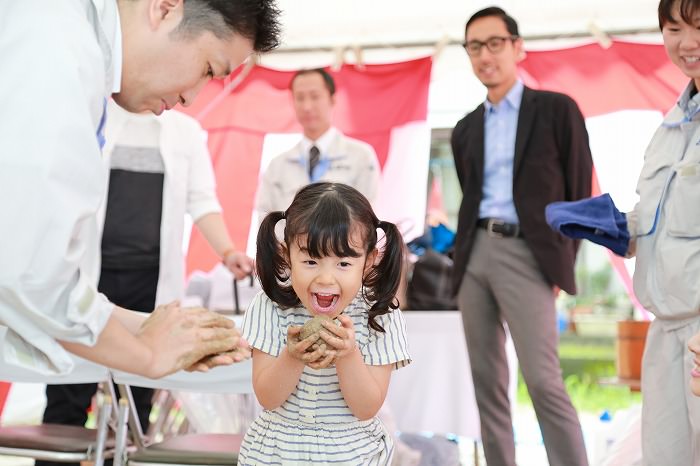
[312,292,339,314]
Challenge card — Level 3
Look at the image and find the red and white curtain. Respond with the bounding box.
[182,57,433,274]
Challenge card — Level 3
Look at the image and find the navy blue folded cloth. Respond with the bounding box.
[545,193,630,256]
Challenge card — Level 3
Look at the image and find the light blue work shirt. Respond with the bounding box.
[478,80,524,224]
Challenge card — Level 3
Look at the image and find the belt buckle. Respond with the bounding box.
[487,218,505,238]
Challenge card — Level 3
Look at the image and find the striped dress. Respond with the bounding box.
[238,291,411,465]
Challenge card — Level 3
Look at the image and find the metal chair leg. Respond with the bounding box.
[113,398,130,466]
[93,394,113,466]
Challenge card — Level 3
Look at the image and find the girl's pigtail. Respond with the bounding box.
[256,211,293,306]
[364,220,404,332]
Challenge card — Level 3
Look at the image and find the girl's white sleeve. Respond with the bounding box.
[361,309,411,369]
[241,292,285,357]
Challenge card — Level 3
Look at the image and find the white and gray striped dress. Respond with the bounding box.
[238,291,411,465]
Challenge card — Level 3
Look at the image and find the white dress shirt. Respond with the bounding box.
[0,0,122,374]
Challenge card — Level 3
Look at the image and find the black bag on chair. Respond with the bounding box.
[406,249,457,310]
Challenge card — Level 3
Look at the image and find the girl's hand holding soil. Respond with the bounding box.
[287,325,336,368]
[319,314,358,360]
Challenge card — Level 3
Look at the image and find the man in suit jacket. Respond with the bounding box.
[255,68,380,218]
[451,7,592,466]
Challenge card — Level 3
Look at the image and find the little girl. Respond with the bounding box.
[238,182,411,465]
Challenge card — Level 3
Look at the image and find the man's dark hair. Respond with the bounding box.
[290,68,336,96]
[174,0,281,52]
[658,0,700,29]
[465,6,519,37]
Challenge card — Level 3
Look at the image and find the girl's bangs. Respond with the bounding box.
[299,219,363,258]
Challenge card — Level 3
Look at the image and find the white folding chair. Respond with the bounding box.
[111,354,253,466]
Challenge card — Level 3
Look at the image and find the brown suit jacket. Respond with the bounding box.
[450,86,593,295]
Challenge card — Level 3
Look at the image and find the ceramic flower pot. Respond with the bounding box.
[616,320,650,380]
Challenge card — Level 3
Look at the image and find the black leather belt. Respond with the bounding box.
[476,218,523,238]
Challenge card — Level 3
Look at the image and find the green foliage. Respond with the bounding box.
[564,241,635,320]
[558,342,615,360]
[516,372,641,413]
[516,337,642,414]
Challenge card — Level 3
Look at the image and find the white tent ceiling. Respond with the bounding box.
[272,0,660,51]
[258,1,665,129]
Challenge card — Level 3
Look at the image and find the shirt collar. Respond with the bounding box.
[663,80,700,127]
[300,127,337,156]
[484,80,524,113]
[678,80,700,119]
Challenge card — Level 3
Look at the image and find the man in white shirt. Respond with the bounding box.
[0,0,280,378]
[255,68,380,218]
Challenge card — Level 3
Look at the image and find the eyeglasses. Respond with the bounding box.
[462,35,519,57]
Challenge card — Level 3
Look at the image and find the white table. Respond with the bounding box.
[1,312,518,439]
[0,319,252,394]
[0,324,253,429]
[385,311,517,439]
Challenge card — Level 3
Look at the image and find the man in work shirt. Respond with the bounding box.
[255,68,380,218]
[0,0,280,378]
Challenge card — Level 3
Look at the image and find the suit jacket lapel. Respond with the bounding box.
[513,87,536,178]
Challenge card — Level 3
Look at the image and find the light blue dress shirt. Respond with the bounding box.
[478,80,524,224]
